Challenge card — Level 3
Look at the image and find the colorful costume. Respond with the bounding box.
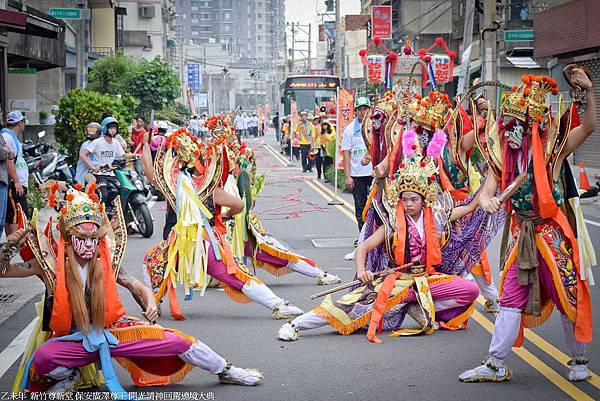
[8,186,262,395]
[439,98,502,312]
[228,143,340,285]
[279,142,502,341]
[460,74,596,382]
[145,126,303,320]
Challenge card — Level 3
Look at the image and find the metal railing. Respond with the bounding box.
[90,47,113,56]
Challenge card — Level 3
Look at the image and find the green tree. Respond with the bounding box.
[125,56,180,116]
[54,88,137,164]
[88,52,136,95]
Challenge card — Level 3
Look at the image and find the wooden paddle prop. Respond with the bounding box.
[310,261,418,300]
[498,172,528,203]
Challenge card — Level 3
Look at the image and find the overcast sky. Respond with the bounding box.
[285,0,361,57]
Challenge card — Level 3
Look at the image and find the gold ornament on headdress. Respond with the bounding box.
[60,189,105,234]
[406,91,453,131]
[501,75,559,124]
[386,154,440,207]
[165,128,204,168]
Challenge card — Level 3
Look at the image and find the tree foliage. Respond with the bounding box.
[88,52,136,95]
[54,88,137,164]
[124,56,180,117]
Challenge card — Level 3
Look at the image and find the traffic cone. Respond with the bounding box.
[579,162,591,190]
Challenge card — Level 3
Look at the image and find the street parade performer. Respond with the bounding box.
[278,119,504,342]
[225,133,341,285]
[439,89,503,313]
[141,126,304,321]
[1,186,263,394]
[459,67,597,383]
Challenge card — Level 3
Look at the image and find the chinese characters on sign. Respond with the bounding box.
[367,55,386,84]
[371,6,392,39]
[187,64,202,93]
[432,55,450,84]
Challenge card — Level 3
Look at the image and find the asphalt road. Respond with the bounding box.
[2,133,600,401]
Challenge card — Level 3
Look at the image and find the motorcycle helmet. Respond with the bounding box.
[157,121,169,135]
[86,122,101,139]
[101,116,119,135]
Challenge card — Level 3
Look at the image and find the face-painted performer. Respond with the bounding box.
[460,69,596,382]
[1,186,263,395]
[143,125,303,321]
[278,138,503,341]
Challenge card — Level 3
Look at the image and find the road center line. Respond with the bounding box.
[305,173,595,399]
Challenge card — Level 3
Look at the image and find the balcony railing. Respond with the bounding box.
[90,46,113,56]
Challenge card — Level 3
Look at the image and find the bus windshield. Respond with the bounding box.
[280,75,340,116]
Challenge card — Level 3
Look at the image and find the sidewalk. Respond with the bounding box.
[0,208,51,327]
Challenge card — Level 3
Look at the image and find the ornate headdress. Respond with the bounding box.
[165,128,205,168]
[501,75,559,124]
[406,91,453,131]
[47,183,107,235]
[387,154,440,207]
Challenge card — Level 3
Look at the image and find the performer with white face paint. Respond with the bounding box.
[1,185,263,394]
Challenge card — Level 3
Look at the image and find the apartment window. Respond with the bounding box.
[222,0,232,8]
[201,13,211,19]
[257,24,262,29]
[257,47,263,52]
[257,13,262,18]
[223,11,231,20]
[191,0,200,6]
[192,26,200,32]
[202,1,211,7]
[257,35,262,41]
[200,26,211,32]
[223,25,232,32]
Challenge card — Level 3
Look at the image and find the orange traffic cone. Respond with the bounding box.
[579,162,591,190]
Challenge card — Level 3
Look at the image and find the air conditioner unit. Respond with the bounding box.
[139,4,155,19]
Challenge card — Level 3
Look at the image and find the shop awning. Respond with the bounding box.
[506,56,542,69]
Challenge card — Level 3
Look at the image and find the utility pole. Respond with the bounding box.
[308,23,312,70]
[76,0,88,88]
[457,0,476,95]
[291,22,295,74]
[335,0,341,78]
[482,0,499,108]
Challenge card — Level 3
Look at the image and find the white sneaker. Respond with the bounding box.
[218,363,264,386]
[272,301,304,319]
[48,370,81,393]
[459,357,512,382]
[344,249,356,261]
[316,272,342,285]
[278,322,299,341]
[568,360,591,382]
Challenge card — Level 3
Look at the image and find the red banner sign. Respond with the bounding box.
[371,5,392,39]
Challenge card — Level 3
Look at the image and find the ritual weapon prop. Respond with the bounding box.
[310,261,418,300]
[498,172,528,203]
[0,228,32,274]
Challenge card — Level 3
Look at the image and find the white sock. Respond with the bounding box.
[47,366,74,381]
[242,282,284,310]
[292,311,327,330]
[288,259,322,278]
[472,274,499,301]
[178,342,227,375]
[561,314,586,358]
[488,307,522,360]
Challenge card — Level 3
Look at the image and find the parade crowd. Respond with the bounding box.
[0,63,597,395]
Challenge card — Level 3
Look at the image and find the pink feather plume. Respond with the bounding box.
[426,129,447,158]
[402,127,417,157]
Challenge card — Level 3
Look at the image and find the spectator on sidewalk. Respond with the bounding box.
[273,112,280,143]
[1,111,29,235]
[0,134,11,236]
[130,116,147,178]
[234,112,245,138]
[294,111,315,172]
[342,97,372,234]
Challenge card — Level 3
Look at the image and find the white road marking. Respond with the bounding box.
[0,317,38,379]
[585,219,600,228]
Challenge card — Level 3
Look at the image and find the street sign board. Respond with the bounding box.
[504,30,534,42]
[49,8,81,19]
[371,5,392,39]
[187,64,202,93]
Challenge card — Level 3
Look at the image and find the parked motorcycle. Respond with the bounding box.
[24,131,73,187]
[93,158,153,238]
